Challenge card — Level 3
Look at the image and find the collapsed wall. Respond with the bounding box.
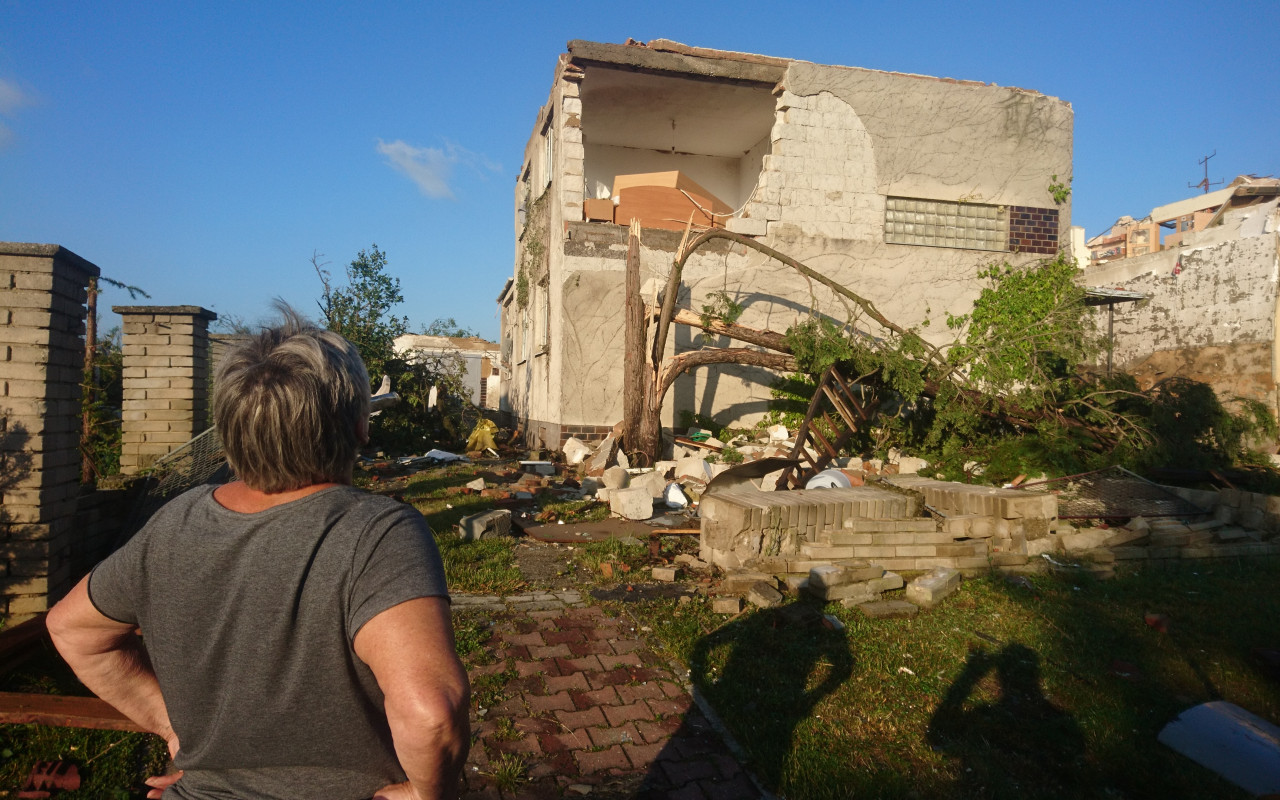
[699,474,1280,581]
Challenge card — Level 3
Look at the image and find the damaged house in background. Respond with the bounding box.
[1083,176,1280,416]
[497,38,1074,450]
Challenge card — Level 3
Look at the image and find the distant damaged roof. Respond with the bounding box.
[1084,287,1146,306]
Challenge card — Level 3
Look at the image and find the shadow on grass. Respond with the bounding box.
[635,601,851,797]
[927,642,1086,796]
[967,561,1280,799]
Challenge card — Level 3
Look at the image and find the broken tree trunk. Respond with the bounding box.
[622,220,647,454]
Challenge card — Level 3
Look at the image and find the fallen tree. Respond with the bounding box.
[619,222,1276,482]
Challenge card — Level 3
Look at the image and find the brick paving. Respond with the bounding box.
[454,598,764,799]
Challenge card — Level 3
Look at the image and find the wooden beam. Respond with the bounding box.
[0,692,144,732]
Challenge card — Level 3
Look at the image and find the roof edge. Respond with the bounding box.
[566,39,787,85]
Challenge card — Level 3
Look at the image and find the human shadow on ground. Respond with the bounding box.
[633,601,853,798]
[926,642,1087,797]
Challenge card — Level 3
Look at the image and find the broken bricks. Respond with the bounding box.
[608,486,653,521]
[905,566,960,608]
[712,596,744,614]
[746,581,784,609]
[457,509,512,542]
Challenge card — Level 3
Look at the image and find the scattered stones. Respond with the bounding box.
[562,436,592,465]
[675,456,712,482]
[808,563,884,589]
[712,596,743,614]
[673,553,709,571]
[722,571,776,594]
[584,434,617,475]
[457,509,512,542]
[465,477,485,491]
[746,581,784,609]
[629,470,667,498]
[651,566,679,582]
[608,486,653,521]
[601,466,630,490]
[905,566,960,608]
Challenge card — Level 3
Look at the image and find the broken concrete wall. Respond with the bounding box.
[1085,201,1280,415]
[506,42,1074,438]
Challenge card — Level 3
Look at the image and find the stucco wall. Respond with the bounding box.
[1085,202,1280,412]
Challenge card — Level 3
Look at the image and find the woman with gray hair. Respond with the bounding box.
[48,307,469,800]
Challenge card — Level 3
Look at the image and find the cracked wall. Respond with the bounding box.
[1085,201,1280,414]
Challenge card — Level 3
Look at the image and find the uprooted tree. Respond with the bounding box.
[619,224,1277,483]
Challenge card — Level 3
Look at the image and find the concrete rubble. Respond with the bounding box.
[457,509,512,542]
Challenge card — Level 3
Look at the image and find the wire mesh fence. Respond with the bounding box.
[1016,465,1209,520]
[118,426,229,545]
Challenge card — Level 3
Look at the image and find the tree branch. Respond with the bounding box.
[657,349,797,401]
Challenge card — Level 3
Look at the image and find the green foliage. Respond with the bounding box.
[677,411,724,439]
[770,248,1276,484]
[371,347,475,453]
[699,290,745,328]
[80,328,124,480]
[1048,174,1072,205]
[946,254,1095,408]
[515,267,530,310]
[720,444,745,465]
[516,192,548,311]
[315,245,409,385]
[421,317,479,338]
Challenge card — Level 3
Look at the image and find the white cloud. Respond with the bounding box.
[0,77,32,150]
[0,77,31,114]
[376,138,500,199]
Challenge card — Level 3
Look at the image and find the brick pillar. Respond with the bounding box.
[0,243,99,621]
[114,306,217,475]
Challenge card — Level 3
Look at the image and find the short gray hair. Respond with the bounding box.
[213,306,370,492]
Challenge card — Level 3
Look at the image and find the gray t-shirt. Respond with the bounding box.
[89,484,450,800]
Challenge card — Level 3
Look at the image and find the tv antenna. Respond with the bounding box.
[1188,151,1224,194]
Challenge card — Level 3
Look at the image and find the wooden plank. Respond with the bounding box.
[0,692,144,732]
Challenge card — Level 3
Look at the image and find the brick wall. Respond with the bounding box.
[0,243,99,620]
[114,306,217,474]
[1008,206,1060,255]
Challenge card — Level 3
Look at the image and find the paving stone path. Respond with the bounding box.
[453,595,764,799]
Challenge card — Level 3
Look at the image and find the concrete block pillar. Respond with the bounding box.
[114,305,217,474]
[0,243,100,621]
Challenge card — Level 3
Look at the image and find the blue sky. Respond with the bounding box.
[2,1,1277,340]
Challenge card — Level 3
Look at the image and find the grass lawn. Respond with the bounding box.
[626,558,1280,800]
[6,460,1278,798]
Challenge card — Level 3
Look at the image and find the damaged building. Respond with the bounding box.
[498,39,1074,449]
[1083,178,1280,415]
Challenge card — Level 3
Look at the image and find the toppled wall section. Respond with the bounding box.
[699,471,1280,588]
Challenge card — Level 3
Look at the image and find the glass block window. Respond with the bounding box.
[884,197,1008,251]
